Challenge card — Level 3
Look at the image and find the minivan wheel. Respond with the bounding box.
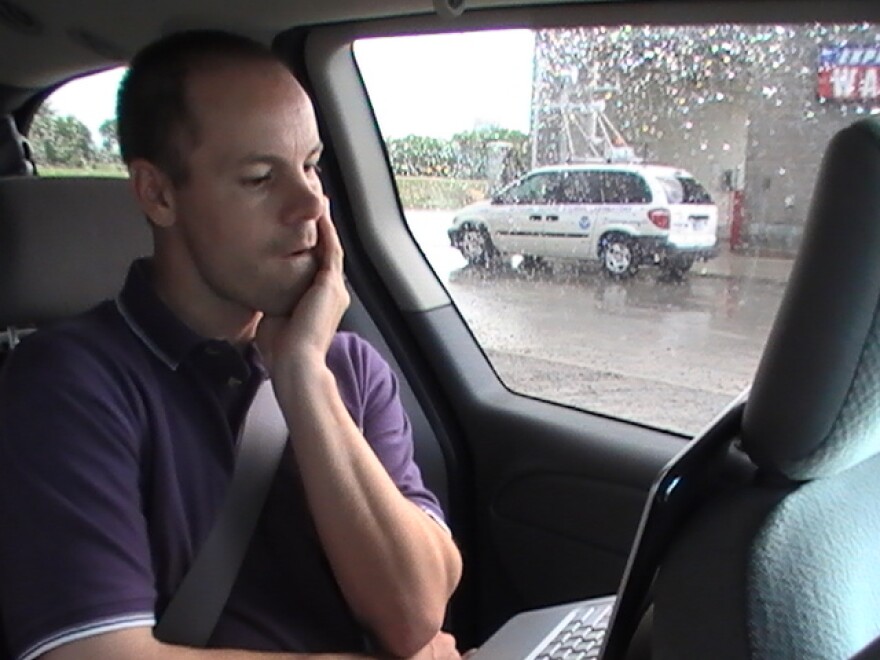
[600,235,638,278]
[459,225,498,268]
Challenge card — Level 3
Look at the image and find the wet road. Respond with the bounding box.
[406,210,786,435]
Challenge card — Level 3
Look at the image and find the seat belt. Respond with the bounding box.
[154,379,288,646]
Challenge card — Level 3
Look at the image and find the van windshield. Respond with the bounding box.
[660,176,713,204]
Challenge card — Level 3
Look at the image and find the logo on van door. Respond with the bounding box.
[579,216,592,231]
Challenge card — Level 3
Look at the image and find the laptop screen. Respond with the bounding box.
[600,391,750,658]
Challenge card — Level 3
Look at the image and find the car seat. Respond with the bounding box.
[0,176,151,343]
[651,118,880,659]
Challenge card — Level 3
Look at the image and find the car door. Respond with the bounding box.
[471,179,516,256]
[598,171,657,240]
[553,170,604,260]
[494,171,564,259]
[292,2,871,646]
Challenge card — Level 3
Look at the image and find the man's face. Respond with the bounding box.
[164,59,325,318]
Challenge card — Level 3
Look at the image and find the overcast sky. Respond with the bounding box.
[50,29,536,143]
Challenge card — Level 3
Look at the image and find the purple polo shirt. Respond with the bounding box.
[0,259,445,660]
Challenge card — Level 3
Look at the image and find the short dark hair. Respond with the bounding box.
[117,30,284,185]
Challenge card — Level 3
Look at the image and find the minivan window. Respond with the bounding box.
[659,176,714,205]
[659,177,684,204]
[601,171,652,204]
[679,177,714,204]
[496,172,561,204]
[558,171,603,204]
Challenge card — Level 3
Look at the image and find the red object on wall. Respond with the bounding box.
[729,190,745,251]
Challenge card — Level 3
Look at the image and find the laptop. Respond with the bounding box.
[471,392,748,660]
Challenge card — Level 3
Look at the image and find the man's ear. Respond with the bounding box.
[129,159,177,228]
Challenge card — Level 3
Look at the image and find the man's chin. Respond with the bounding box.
[260,275,314,317]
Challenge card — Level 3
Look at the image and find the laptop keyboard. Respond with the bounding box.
[532,602,613,660]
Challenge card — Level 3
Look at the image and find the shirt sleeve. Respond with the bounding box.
[0,330,157,660]
[326,333,447,527]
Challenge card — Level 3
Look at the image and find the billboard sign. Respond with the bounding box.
[817,46,880,102]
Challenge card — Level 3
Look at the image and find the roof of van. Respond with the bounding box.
[530,163,698,179]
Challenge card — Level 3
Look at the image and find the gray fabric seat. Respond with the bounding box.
[652,118,880,660]
[0,176,151,330]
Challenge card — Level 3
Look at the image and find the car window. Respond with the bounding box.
[678,176,714,204]
[660,175,714,205]
[354,23,880,435]
[559,171,603,204]
[658,176,684,204]
[496,172,562,204]
[28,67,126,177]
[600,171,652,204]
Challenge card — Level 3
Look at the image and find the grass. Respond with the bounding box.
[38,165,126,178]
[395,176,488,210]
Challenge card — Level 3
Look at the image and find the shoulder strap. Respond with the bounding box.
[154,379,288,646]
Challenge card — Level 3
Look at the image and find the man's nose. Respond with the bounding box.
[280,174,324,224]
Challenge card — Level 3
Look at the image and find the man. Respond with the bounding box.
[0,31,462,659]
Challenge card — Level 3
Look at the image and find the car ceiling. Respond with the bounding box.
[0,0,580,90]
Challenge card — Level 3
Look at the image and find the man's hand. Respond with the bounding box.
[404,632,461,660]
[256,197,349,379]
[254,199,462,656]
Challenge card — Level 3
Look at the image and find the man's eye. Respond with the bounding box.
[242,172,272,187]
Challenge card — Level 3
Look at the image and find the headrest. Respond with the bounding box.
[0,116,32,177]
[0,176,151,328]
[742,119,880,480]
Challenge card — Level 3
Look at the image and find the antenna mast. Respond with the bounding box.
[546,62,638,163]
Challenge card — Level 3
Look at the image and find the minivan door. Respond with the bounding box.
[551,170,605,260]
[494,171,564,258]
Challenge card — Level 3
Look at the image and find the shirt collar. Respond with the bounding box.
[115,259,269,383]
[114,258,213,370]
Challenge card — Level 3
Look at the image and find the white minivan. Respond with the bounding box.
[448,162,718,277]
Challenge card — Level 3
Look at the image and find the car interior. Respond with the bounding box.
[1,0,880,658]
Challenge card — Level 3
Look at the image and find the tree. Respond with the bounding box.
[387,135,456,177]
[98,118,120,159]
[53,115,95,167]
[385,128,531,183]
[29,103,96,167]
[28,103,60,165]
[451,126,531,182]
